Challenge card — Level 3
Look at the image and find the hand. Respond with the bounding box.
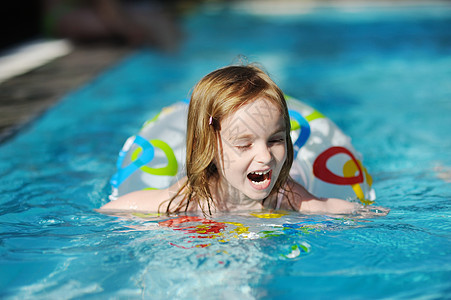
[354,205,390,217]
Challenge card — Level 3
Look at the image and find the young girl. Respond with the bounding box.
[100,64,360,215]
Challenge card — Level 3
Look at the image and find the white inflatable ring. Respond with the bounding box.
[110,97,375,205]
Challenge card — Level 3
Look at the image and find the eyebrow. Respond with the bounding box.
[273,126,286,133]
[271,124,287,135]
[229,125,286,143]
[230,134,254,143]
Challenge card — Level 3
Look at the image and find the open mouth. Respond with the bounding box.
[247,169,272,190]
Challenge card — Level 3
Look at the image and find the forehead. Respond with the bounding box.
[220,97,284,138]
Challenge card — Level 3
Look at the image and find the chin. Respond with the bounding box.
[245,188,272,201]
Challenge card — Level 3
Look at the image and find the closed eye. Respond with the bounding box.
[269,137,285,145]
[235,144,252,151]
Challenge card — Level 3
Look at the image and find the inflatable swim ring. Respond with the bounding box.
[109,97,375,205]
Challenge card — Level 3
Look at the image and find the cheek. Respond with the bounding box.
[216,142,241,175]
[221,139,247,161]
[274,143,287,164]
[221,151,237,175]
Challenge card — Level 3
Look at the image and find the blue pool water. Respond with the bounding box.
[1,3,450,299]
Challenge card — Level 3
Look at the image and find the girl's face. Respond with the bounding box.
[216,97,287,202]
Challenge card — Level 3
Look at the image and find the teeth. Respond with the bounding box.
[251,170,270,175]
[252,179,268,185]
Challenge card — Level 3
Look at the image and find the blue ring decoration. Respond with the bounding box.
[288,109,311,159]
[110,135,155,188]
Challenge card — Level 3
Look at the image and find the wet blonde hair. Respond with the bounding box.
[165,64,294,215]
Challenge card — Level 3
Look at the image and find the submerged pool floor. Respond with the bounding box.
[0,2,450,299]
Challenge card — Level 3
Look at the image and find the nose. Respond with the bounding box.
[255,142,272,164]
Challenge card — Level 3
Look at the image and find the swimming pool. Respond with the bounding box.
[1,2,450,299]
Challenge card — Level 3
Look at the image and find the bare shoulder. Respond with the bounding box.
[98,178,187,213]
[280,178,315,210]
[284,178,357,214]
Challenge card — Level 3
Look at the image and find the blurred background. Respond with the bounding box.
[0,0,191,51]
[0,0,449,143]
[0,0,195,141]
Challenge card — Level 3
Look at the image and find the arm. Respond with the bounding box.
[285,178,358,214]
[98,189,169,213]
[98,177,187,213]
[286,179,389,216]
[301,196,358,214]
